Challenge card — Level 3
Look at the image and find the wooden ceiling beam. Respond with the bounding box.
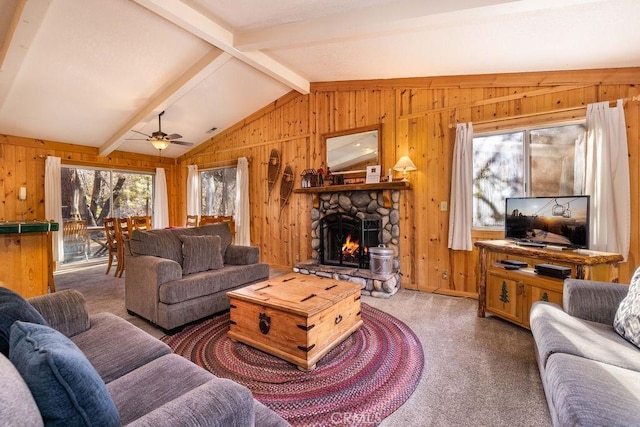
[0,0,50,110]
[133,0,310,94]
[99,49,231,156]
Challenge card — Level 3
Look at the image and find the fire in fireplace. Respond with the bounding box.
[319,213,381,268]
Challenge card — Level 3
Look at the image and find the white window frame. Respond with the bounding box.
[472,120,586,230]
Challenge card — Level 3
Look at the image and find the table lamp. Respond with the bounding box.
[393,156,417,181]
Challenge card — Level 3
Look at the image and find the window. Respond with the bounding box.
[61,167,154,223]
[472,123,586,229]
[200,167,236,216]
[60,166,154,264]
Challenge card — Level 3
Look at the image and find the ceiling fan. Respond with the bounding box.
[127,111,193,151]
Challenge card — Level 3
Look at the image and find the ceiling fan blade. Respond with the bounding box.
[125,138,150,141]
[170,140,193,146]
[131,129,152,138]
[166,133,182,140]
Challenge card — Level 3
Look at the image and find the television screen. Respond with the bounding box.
[504,196,590,249]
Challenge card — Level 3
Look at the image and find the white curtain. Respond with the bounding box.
[186,165,200,217]
[448,123,474,251]
[45,156,64,262]
[153,168,169,229]
[235,157,251,246]
[584,99,630,260]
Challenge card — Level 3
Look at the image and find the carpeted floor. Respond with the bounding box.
[54,264,551,427]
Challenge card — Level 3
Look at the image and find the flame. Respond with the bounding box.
[342,233,360,257]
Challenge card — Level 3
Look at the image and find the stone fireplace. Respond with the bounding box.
[319,212,381,269]
[294,189,402,298]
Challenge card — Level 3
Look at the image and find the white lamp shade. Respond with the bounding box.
[393,156,417,172]
[151,139,170,151]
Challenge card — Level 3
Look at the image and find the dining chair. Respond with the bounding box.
[130,215,151,231]
[186,215,198,228]
[104,218,119,276]
[62,219,89,262]
[198,215,217,226]
[115,217,131,278]
[218,215,236,242]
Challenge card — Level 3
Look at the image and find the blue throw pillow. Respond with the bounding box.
[9,321,120,427]
[0,287,48,357]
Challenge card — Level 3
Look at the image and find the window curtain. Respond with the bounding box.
[186,165,200,217]
[235,157,250,246]
[45,156,64,262]
[448,123,474,251]
[153,168,169,229]
[584,99,630,260]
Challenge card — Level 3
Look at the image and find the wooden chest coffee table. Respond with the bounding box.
[227,273,363,371]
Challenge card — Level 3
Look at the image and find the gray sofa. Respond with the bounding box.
[125,223,269,332]
[530,277,640,426]
[1,288,288,426]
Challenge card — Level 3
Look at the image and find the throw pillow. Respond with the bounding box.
[182,235,224,275]
[9,321,120,427]
[0,287,48,357]
[614,268,640,348]
[0,353,44,426]
[173,222,232,256]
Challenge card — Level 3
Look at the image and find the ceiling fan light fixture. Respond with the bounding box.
[151,139,170,151]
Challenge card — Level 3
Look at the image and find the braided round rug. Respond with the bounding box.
[161,303,423,427]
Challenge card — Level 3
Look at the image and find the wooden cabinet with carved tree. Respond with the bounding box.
[476,240,623,329]
[486,270,563,328]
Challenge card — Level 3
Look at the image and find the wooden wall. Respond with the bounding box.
[3,67,638,296]
[178,67,640,294]
[0,134,176,224]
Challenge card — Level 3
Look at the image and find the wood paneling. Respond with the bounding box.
[3,67,639,296]
[0,134,175,224]
[178,67,640,295]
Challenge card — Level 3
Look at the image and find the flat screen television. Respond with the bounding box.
[504,196,590,249]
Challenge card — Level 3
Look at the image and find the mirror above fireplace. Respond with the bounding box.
[324,124,381,175]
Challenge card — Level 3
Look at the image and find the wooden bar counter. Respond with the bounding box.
[0,221,59,298]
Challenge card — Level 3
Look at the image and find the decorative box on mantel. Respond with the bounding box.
[294,181,411,299]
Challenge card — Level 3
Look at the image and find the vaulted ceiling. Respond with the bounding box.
[0,0,638,158]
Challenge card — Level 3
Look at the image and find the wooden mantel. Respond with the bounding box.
[293,180,412,194]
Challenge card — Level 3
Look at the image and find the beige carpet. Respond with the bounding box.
[54,264,551,427]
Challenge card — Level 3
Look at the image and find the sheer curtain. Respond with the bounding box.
[186,165,200,217]
[448,123,474,251]
[235,157,250,246]
[153,168,169,229]
[584,99,630,259]
[45,156,64,262]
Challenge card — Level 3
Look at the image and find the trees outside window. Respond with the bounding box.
[61,166,154,264]
[472,123,586,229]
[200,167,236,216]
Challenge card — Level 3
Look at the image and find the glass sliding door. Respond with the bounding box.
[61,166,154,265]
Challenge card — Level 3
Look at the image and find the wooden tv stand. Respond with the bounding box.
[475,240,623,329]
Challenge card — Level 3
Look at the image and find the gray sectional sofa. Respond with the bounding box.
[1,288,289,426]
[125,223,269,332]
[530,276,640,426]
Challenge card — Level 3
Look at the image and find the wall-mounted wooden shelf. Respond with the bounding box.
[293,181,412,194]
